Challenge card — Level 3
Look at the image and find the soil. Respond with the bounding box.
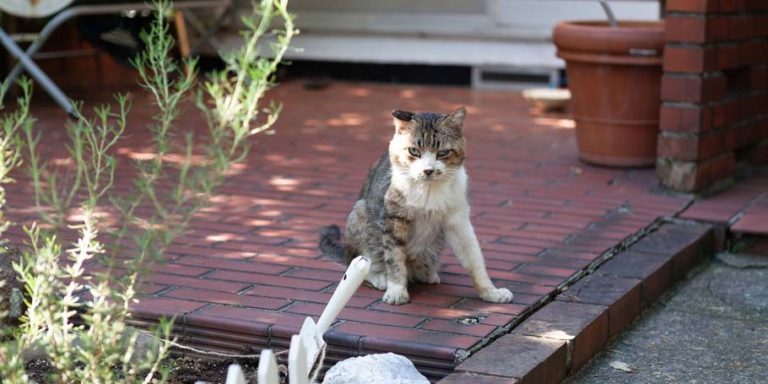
[165,356,264,384]
[25,360,54,383]
[22,356,286,383]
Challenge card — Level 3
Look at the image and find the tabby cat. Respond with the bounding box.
[319,107,513,305]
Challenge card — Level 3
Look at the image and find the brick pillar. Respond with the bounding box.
[657,0,768,192]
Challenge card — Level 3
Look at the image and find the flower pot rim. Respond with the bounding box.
[555,20,664,31]
[553,19,665,58]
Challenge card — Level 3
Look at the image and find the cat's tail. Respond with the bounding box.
[319,224,352,265]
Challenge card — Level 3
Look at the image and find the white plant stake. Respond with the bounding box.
[288,334,309,383]
[257,349,279,384]
[249,255,371,384]
[226,364,247,384]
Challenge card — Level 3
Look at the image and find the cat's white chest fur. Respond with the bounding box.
[392,167,469,257]
[406,212,443,258]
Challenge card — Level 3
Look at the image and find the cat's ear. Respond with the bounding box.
[444,106,466,132]
[392,109,414,133]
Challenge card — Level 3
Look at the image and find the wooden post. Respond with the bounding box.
[173,10,192,76]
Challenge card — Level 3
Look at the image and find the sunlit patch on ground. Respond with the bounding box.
[533,117,576,130]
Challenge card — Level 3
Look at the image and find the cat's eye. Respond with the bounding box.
[408,147,421,157]
[437,149,452,158]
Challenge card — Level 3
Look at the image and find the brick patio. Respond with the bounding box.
[5,80,765,380]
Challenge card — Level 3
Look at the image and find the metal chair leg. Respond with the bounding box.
[0,26,77,116]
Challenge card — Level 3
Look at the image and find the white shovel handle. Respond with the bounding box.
[316,256,370,335]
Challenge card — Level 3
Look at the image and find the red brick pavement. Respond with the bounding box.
[5,81,705,379]
[729,191,768,236]
[680,173,768,228]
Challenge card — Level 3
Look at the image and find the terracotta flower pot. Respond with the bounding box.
[553,21,665,167]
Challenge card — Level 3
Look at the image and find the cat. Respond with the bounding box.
[319,106,513,305]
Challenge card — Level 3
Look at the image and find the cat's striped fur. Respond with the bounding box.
[319,107,513,305]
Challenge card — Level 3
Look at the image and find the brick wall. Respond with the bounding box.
[657,0,768,192]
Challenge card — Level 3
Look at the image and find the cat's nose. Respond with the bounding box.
[423,169,434,176]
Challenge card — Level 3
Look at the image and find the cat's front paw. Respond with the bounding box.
[424,271,441,285]
[366,272,388,291]
[480,287,513,303]
[412,270,441,285]
[382,285,410,305]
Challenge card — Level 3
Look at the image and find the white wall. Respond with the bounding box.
[229,0,661,71]
[280,0,660,40]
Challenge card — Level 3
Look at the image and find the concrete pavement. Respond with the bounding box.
[567,252,768,384]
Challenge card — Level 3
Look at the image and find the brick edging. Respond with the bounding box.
[439,221,716,384]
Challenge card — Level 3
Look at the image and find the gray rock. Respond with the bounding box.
[322,353,428,384]
[10,287,23,319]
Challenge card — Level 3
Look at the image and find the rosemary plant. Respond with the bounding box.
[0,0,296,382]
